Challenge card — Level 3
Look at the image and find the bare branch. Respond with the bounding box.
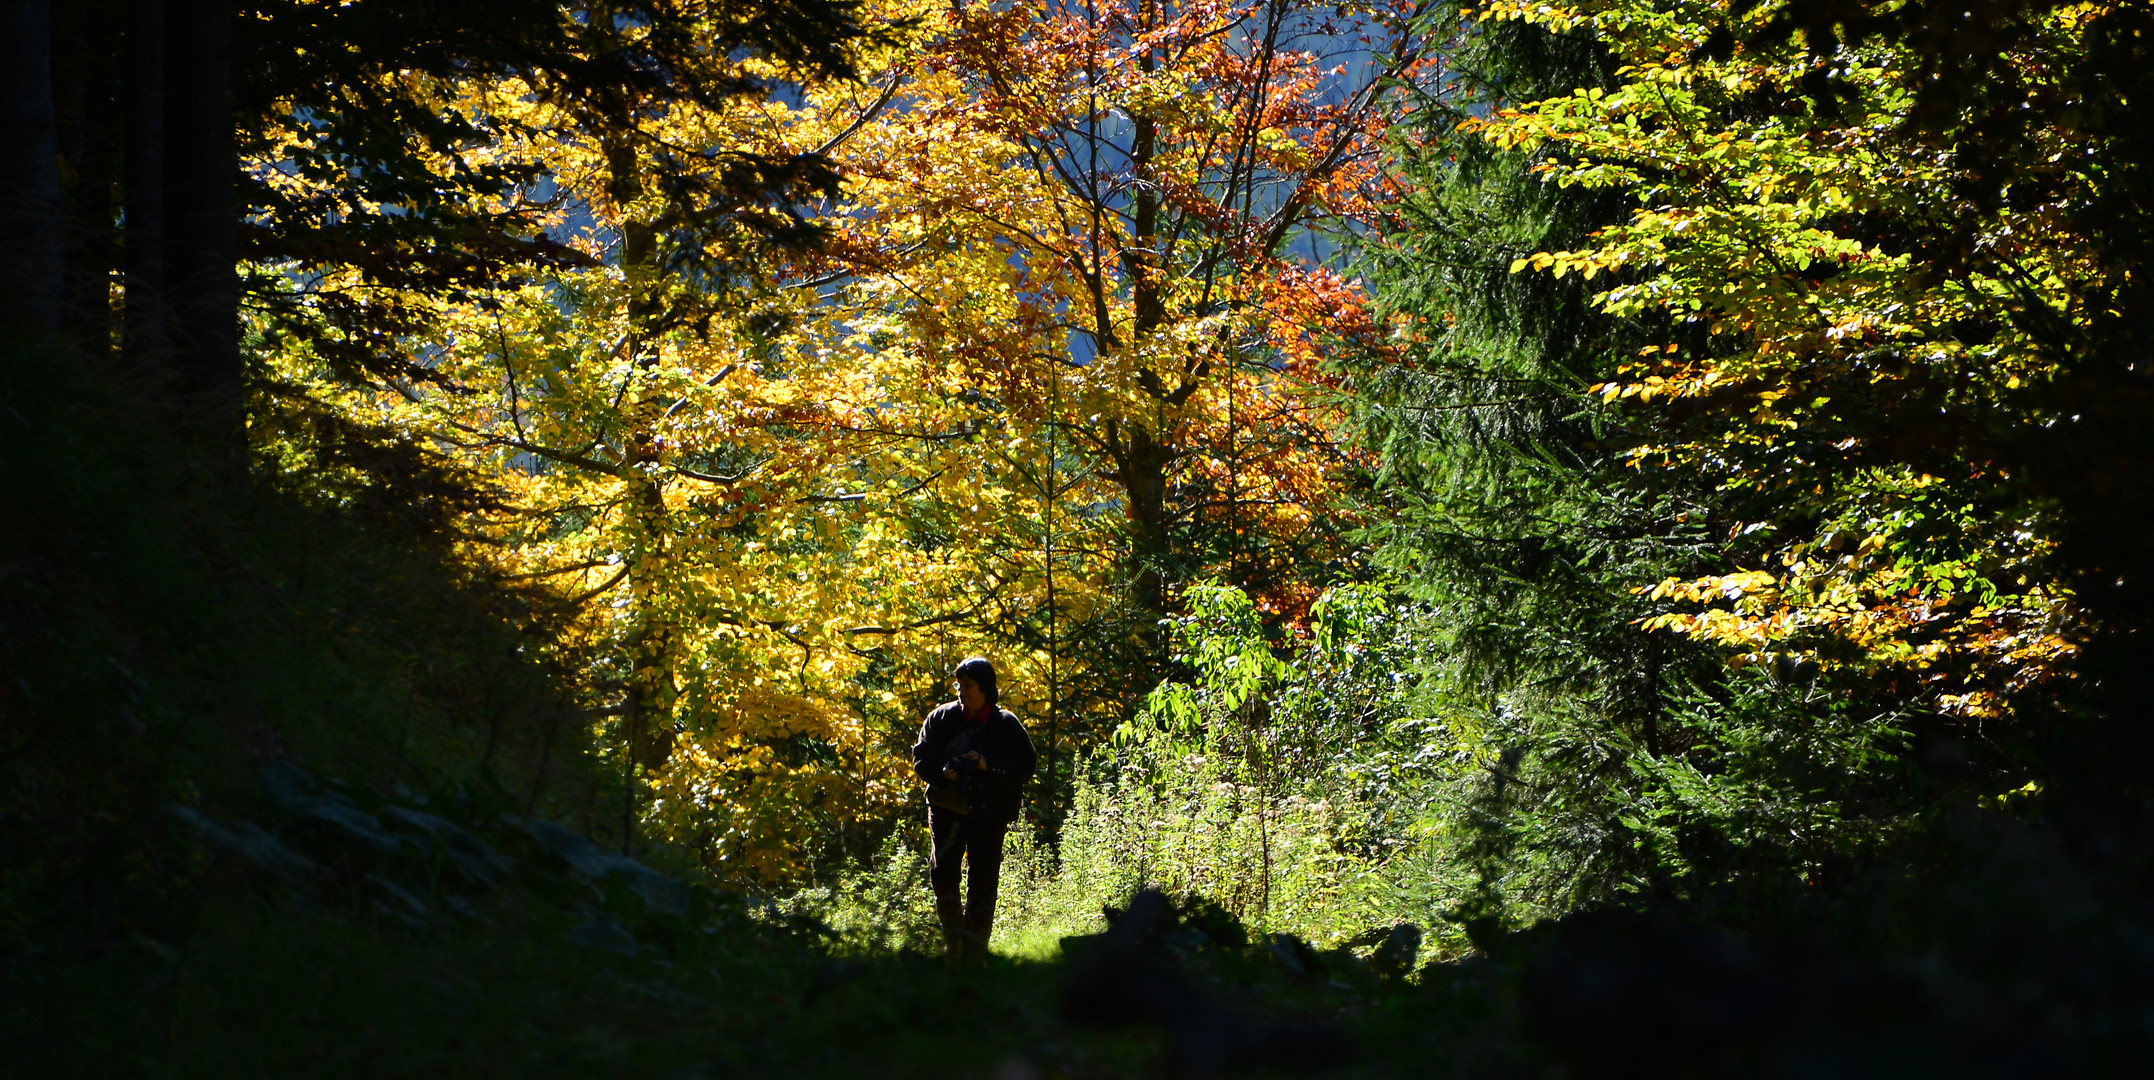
[564,563,631,606]
[814,69,906,156]
[493,558,614,583]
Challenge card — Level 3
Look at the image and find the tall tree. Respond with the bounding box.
[0,0,65,336]
[1742,0,2154,822]
[123,0,167,370]
[164,0,239,429]
[822,0,1432,627]
[268,0,1442,877]
[1360,0,2154,925]
[6,0,871,446]
[259,2,1018,878]
[1356,1,1736,918]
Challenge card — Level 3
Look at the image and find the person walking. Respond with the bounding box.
[911,657,1037,958]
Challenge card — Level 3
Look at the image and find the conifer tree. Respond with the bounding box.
[1358,1,1937,920]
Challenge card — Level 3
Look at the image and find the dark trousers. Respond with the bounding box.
[928,809,1005,945]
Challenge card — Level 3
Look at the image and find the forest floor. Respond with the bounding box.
[4,757,1522,1079]
[8,756,2114,1080]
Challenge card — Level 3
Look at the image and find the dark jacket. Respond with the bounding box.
[911,701,1037,823]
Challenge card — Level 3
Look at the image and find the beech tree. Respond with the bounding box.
[2,0,240,425]
[269,0,1440,877]
[818,0,1435,625]
[1359,0,2154,919]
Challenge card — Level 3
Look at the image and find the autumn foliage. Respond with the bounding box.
[250,0,1429,880]
[1466,0,2101,722]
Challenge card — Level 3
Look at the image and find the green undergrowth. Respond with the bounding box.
[995,760,1393,950]
[0,348,1484,1078]
[11,345,2154,1078]
[774,768,1428,966]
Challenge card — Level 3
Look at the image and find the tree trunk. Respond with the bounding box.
[0,0,65,337]
[1113,0,1174,626]
[52,1,120,360]
[124,0,167,369]
[1121,421,1173,621]
[162,0,238,435]
[588,8,677,791]
[613,143,677,776]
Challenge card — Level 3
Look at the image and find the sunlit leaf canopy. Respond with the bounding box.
[1463,0,2101,722]
[257,0,1430,880]
[18,0,2154,1064]
[221,0,2152,902]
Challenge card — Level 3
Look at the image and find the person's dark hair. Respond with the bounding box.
[953,656,999,708]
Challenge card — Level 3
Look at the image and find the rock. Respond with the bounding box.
[257,762,408,856]
[380,805,512,887]
[367,873,429,923]
[565,908,640,955]
[506,815,691,916]
[614,862,692,917]
[1371,922,1422,979]
[1266,932,1322,981]
[1063,890,1351,1076]
[168,803,322,880]
[1162,927,1214,955]
[507,815,619,878]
